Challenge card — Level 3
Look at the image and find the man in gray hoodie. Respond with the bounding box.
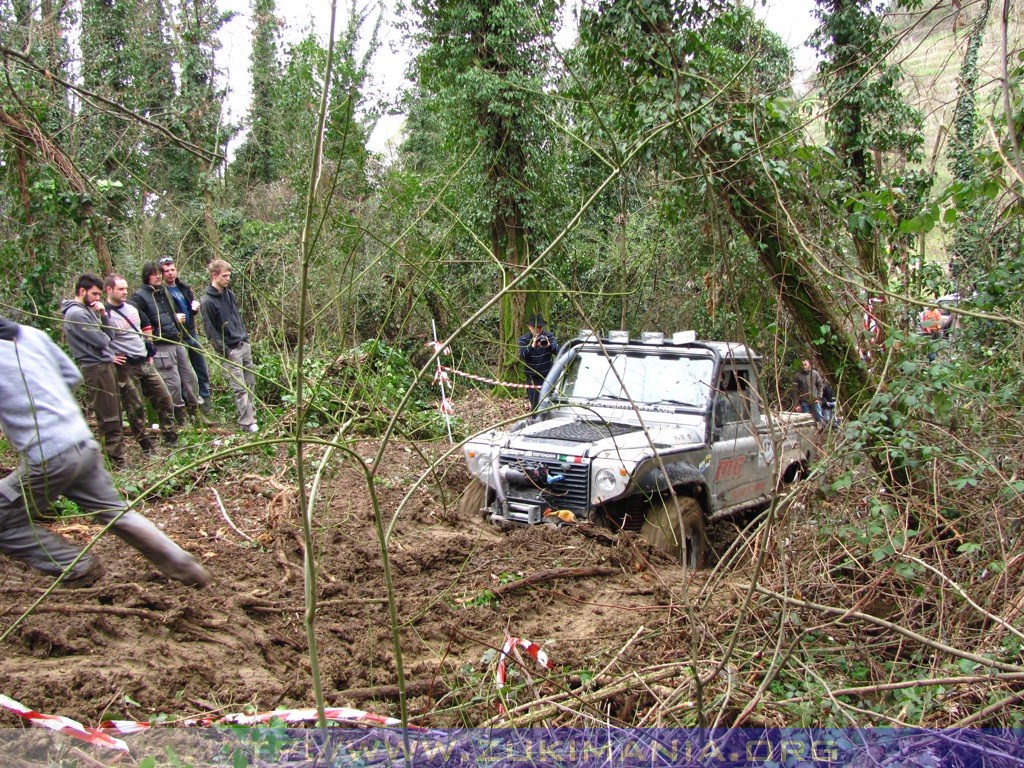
[0,316,210,587]
[61,273,125,464]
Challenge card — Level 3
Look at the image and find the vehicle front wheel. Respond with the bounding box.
[640,496,707,570]
[456,480,491,520]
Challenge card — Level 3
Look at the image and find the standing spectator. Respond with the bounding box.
[920,303,944,337]
[61,273,125,465]
[0,315,210,587]
[920,302,945,364]
[821,382,837,427]
[131,262,204,426]
[104,273,178,454]
[201,259,258,433]
[517,313,559,410]
[793,359,825,425]
[159,257,214,418]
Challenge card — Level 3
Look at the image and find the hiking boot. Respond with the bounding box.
[139,436,157,455]
[200,399,218,421]
[157,555,212,587]
[188,405,212,427]
[60,560,104,589]
[162,427,179,445]
[174,406,187,426]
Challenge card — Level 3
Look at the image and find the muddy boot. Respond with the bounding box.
[188,405,212,427]
[174,406,187,426]
[61,560,105,589]
[200,399,219,424]
[162,427,179,445]
[139,436,158,456]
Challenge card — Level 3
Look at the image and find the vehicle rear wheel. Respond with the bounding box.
[457,480,491,520]
[640,496,707,570]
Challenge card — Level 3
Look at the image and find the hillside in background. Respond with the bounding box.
[893,0,1017,171]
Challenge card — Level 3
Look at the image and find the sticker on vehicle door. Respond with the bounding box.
[715,455,746,481]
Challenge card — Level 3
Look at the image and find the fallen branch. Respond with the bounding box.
[482,664,684,728]
[749,584,1024,674]
[340,679,446,703]
[213,488,254,542]
[491,567,618,598]
[24,604,170,622]
[778,672,1024,704]
[954,690,1024,727]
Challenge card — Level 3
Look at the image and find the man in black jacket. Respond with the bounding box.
[159,257,213,417]
[201,259,258,433]
[517,313,559,410]
[131,262,203,425]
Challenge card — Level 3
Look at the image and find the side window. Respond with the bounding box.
[715,369,743,425]
[715,366,759,426]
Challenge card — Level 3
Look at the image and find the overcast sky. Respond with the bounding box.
[215,0,820,153]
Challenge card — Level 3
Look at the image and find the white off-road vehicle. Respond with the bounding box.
[459,331,818,567]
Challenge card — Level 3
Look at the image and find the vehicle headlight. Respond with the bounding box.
[472,451,492,479]
[595,468,618,492]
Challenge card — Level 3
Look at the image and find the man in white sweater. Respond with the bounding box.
[0,316,210,587]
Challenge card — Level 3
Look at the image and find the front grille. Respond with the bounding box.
[499,455,591,515]
[530,420,640,443]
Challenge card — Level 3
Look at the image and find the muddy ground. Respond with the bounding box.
[0,393,745,739]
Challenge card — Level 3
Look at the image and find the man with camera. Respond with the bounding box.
[517,313,559,410]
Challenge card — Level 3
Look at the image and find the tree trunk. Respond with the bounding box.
[14,148,38,269]
[0,106,113,275]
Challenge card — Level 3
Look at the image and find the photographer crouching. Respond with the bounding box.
[517,313,559,410]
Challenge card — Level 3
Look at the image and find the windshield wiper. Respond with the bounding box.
[649,398,699,408]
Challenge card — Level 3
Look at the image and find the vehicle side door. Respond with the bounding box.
[709,364,771,509]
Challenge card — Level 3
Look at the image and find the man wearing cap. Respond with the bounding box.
[517,313,559,410]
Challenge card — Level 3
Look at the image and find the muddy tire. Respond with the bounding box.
[457,481,490,520]
[640,496,707,570]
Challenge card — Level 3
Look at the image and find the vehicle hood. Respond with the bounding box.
[497,412,706,461]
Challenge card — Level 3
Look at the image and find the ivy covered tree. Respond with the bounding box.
[810,0,927,293]
[233,0,282,185]
[946,1,991,282]
[402,0,563,374]
[165,0,232,261]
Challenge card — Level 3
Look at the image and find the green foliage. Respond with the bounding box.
[220,719,289,766]
[255,339,455,439]
[401,0,565,370]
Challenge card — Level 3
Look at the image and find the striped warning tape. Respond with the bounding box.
[101,705,426,734]
[440,366,540,390]
[0,694,129,753]
[0,692,422,753]
[495,636,554,716]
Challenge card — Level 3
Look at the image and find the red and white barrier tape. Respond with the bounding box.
[101,705,424,734]
[0,692,421,753]
[495,636,554,715]
[440,366,540,390]
[0,694,129,753]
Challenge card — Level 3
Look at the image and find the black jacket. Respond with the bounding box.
[200,284,249,355]
[131,285,182,344]
[163,278,198,334]
[517,330,559,382]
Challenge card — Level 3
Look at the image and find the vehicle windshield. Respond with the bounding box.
[560,349,714,409]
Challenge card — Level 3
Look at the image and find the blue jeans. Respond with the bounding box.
[185,332,210,400]
[800,399,824,424]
